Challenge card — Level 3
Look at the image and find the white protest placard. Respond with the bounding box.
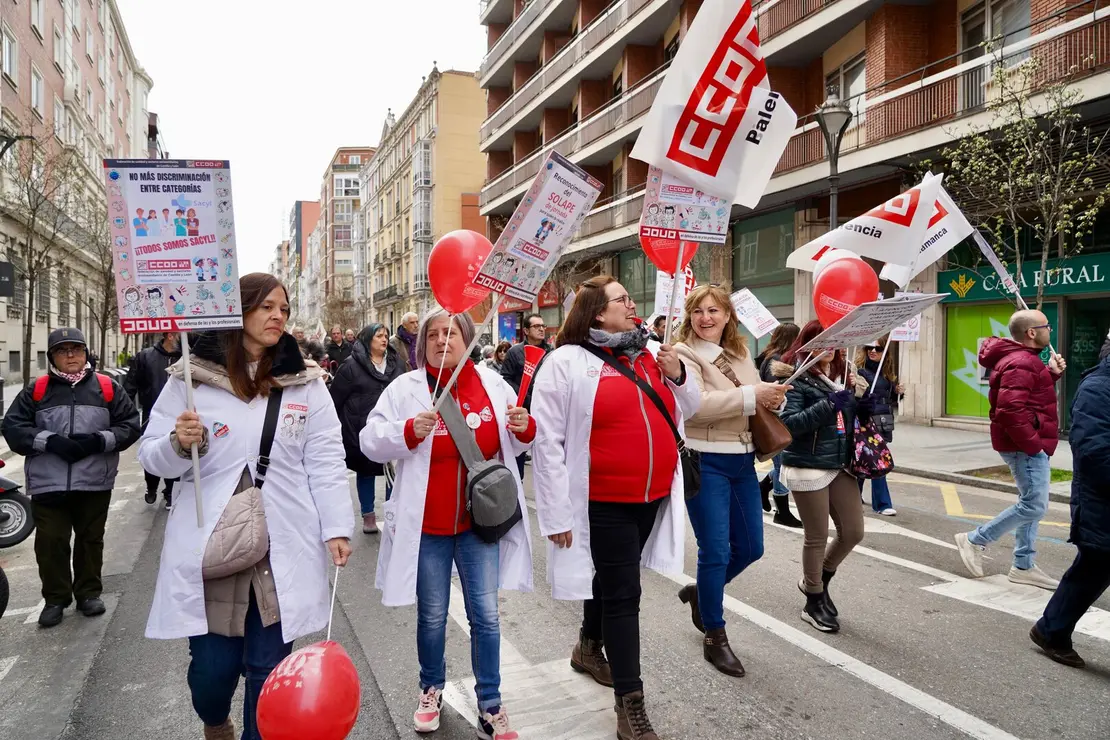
[787,174,943,272]
[629,0,797,206]
[104,159,242,333]
[654,267,695,320]
[798,294,947,353]
[880,183,973,287]
[730,288,779,338]
[889,293,922,342]
[562,290,576,315]
[639,167,729,245]
[473,151,602,302]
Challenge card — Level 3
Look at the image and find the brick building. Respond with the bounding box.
[477,0,1110,428]
[319,146,374,306]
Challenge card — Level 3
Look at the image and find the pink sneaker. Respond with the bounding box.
[414,687,442,733]
[478,706,519,740]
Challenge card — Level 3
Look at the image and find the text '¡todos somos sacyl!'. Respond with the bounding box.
[134,234,217,255]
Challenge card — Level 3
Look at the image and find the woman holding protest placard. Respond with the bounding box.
[772,320,873,634]
[673,285,788,677]
[756,322,802,527]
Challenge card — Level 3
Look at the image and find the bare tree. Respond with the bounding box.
[940,50,1110,308]
[322,293,360,333]
[73,191,118,363]
[0,116,84,381]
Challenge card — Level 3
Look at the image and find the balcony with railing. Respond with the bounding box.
[481,62,667,212]
[480,0,577,84]
[480,0,667,149]
[480,0,514,25]
[374,285,401,304]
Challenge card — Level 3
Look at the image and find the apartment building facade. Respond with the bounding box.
[358,66,486,330]
[1,0,158,380]
[477,0,1110,428]
[287,199,320,325]
[320,146,374,305]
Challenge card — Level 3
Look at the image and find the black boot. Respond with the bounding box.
[822,569,839,617]
[801,590,839,633]
[759,476,772,512]
[772,494,803,528]
[677,584,705,633]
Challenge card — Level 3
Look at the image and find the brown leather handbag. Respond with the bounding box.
[712,355,792,462]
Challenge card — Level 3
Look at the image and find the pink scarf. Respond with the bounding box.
[55,367,89,385]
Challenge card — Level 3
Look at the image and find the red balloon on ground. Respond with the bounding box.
[640,233,699,276]
[812,258,879,329]
[256,640,360,740]
[428,230,493,314]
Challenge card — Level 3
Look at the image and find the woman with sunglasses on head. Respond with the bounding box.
[755,322,803,527]
[531,276,700,740]
[673,285,789,677]
[853,340,904,516]
[770,320,873,634]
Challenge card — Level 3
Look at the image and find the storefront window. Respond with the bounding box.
[619,249,655,316]
[732,208,795,355]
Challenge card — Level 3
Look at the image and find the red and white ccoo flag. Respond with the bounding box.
[630,0,797,207]
[786,174,944,272]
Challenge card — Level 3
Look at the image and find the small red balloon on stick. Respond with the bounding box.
[640,232,698,276]
[428,230,493,314]
[256,640,361,740]
[812,257,879,329]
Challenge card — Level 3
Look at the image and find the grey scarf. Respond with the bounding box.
[589,323,650,360]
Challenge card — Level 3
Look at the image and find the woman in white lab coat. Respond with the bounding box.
[139,273,353,740]
[360,309,534,739]
[530,275,699,740]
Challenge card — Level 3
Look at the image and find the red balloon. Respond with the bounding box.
[812,258,879,329]
[256,641,360,740]
[428,230,493,314]
[640,233,699,276]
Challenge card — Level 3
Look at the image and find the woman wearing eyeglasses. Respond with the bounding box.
[853,341,904,516]
[531,276,699,740]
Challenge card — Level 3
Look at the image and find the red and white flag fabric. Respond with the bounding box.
[630,0,797,207]
[786,174,944,272]
[879,182,974,287]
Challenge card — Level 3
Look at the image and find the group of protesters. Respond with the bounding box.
[1,268,1105,740]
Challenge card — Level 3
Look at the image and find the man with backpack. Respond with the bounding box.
[123,332,181,508]
[1,328,140,628]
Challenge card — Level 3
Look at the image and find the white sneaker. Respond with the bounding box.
[879,508,897,516]
[414,687,442,733]
[954,532,985,578]
[1008,564,1059,591]
[477,706,519,740]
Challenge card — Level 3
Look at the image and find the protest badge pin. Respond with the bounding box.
[212,422,230,439]
[466,412,482,430]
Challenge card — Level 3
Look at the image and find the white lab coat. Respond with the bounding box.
[139,375,354,643]
[530,343,701,600]
[359,365,534,607]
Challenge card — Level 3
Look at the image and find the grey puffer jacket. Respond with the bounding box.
[2,369,140,496]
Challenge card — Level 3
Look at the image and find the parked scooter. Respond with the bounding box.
[0,458,33,619]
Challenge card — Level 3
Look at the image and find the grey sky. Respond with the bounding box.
[114,0,486,273]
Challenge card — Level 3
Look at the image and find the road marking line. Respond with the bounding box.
[940,483,1067,527]
[0,656,17,683]
[22,599,44,624]
[659,571,1020,740]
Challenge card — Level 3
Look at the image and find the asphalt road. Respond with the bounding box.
[1,451,1108,740]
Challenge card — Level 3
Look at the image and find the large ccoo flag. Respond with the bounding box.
[630,0,797,207]
[879,184,974,287]
[786,174,944,272]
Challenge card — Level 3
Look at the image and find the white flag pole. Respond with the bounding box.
[662,246,685,346]
[179,331,204,528]
[431,294,505,414]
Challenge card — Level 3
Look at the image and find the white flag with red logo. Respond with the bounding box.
[629,0,797,207]
[879,183,974,287]
[786,174,944,272]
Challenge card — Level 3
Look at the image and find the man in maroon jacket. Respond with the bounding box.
[955,309,1065,590]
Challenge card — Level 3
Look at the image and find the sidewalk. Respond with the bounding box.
[890,422,1073,503]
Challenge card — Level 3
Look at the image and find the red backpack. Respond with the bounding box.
[32,373,114,403]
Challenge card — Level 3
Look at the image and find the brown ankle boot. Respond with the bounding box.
[677,584,704,633]
[202,719,235,740]
[615,691,659,740]
[703,627,746,677]
[570,628,613,686]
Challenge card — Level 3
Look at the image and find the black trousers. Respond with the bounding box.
[31,491,112,605]
[143,471,176,498]
[1036,546,1110,648]
[581,497,663,697]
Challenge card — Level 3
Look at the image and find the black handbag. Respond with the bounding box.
[582,345,700,498]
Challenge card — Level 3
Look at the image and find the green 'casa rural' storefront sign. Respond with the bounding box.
[937,252,1110,302]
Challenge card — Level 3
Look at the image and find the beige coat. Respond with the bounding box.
[675,336,760,454]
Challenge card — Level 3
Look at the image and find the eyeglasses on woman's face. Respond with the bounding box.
[607,294,634,308]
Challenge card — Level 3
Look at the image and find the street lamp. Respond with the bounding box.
[814,89,853,229]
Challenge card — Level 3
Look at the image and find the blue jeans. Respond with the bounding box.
[685,452,765,631]
[968,451,1050,569]
[355,474,393,515]
[771,453,789,495]
[416,529,502,712]
[859,475,893,512]
[187,589,292,739]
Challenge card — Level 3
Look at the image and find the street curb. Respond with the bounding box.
[897,466,1071,505]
